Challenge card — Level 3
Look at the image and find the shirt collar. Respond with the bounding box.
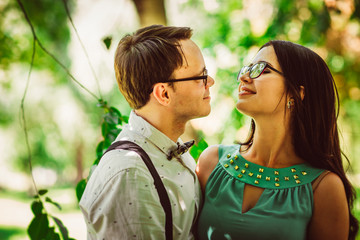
[128,111,181,157]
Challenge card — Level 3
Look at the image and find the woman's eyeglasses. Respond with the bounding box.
[237,62,282,82]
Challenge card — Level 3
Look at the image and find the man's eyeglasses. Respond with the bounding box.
[237,61,283,82]
[160,69,208,87]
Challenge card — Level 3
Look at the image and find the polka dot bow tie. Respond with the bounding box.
[167,140,195,160]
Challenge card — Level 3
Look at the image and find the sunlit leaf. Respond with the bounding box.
[96,141,105,159]
[52,216,70,240]
[76,178,87,202]
[28,213,49,240]
[45,227,60,240]
[38,189,48,195]
[31,200,44,216]
[102,36,112,50]
[190,138,209,161]
[45,197,62,210]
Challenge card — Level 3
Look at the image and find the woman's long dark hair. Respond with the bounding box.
[240,40,358,239]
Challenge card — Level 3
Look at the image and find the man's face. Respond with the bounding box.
[168,39,215,122]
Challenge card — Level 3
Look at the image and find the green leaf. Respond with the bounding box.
[96,141,105,159]
[190,138,209,161]
[38,189,48,196]
[121,115,129,123]
[102,36,112,50]
[101,121,107,138]
[97,99,107,108]
[28,213,49,240]
[76,178,87,202]
[52,216,70,240]
[198,138,209,150]
[104,113,119,125]
[45,227,60,240]
[109,107,121,117]
[31,200,44,216]
[45,197,62,210]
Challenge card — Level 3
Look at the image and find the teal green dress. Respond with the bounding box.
[197,145,324,240]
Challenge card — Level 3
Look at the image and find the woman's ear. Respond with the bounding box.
[152,83,171,106]
[300,86,305,100]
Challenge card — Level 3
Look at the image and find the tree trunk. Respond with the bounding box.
[132,0,167,27]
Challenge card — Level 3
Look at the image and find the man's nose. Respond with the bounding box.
[206,75,215,88]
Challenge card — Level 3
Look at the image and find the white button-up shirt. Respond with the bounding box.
[80,111,201,239]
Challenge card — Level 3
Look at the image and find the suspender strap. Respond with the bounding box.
[103,141,173,240]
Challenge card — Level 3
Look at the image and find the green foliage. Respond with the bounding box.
[190,138,209,161]
[76,100,128,202]
[102,36,113,50]
[28,189,75,240]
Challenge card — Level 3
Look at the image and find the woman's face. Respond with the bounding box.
[236,45,287,119]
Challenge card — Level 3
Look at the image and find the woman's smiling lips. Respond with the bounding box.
[239,86,256,96]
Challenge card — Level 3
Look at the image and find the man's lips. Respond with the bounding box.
[203,95,211,100]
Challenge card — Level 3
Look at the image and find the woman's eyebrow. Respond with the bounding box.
[251,61,275,68]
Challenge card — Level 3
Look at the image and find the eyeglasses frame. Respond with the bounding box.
[160,69,208,87]
[237,61,283,82]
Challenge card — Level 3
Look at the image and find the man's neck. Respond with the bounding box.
[135,108,186,142]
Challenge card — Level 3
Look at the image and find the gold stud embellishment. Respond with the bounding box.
[293,174,299,179]
[284,176,289,181]
[274,171,279,175]
[257,174,262,179]
[275,177,279,182]
[237,174,243,178]
[266,177,271,181]
[230,159,234,164]
[224,164,229,168]
[241,169,246,174]
[255,180,259,184]
[296,180,301,184]
[227,154,231,158]
[259,168,264,173]
[234,155,238,160]
[248,172,254,177]
[245,163,249,168]
[234,166,239,170]
[275,183,280,187]
[291,168,296,173]
[301,171,307,176]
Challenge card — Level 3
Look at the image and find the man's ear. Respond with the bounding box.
[152,83,171,106]
[300,86,305,100]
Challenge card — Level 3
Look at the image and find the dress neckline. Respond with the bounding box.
[220,145,323,189]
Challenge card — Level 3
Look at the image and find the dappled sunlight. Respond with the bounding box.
[1,0,360,238]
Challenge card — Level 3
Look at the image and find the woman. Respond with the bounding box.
[196,40,358,239]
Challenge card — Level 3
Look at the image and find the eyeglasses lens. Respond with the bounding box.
[203,69,208,86]
[250,63,264,79]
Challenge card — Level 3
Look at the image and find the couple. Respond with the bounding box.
[79,25,358,239]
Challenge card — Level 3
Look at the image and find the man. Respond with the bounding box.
[79,25,214,239]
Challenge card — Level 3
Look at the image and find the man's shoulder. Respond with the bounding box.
[93,146,152,181]
[79,147,155,208]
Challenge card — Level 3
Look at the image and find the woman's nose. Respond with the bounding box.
[239,71,253,84]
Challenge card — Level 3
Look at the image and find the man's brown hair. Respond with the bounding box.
[114,25,193,109]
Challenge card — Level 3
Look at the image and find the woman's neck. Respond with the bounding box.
[241,117,304,168]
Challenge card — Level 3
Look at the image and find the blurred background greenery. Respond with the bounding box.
[0,0,359,239]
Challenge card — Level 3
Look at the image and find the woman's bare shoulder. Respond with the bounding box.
[196,145,220,192]
[308,172,349,239]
